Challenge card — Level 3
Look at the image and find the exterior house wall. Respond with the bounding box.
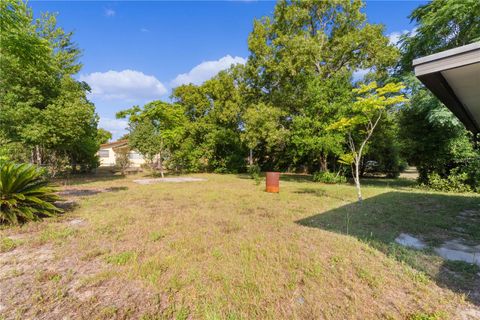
[127,151,146,167]
[97,142,147,168]
[98,147,116,166]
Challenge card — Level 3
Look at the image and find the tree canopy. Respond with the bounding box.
[0,0,105,172]
[397,0,480,184]
[2,0,478,192]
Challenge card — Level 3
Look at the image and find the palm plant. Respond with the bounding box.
[0,161,63,224]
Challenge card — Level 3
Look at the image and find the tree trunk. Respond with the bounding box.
[354,158,363,201]
[158,153,164,178]
[35,145,42,165]
[319,153,328,172]
[72,163,77,173]
[360,158,366,177]
[248,148,253,166]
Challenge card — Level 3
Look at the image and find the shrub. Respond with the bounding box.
[0,161,63,224]
[462,156,480,192]
[421,170,472,193]
[313,171,347,184]
[247,164,262,185]
[45,150,70,178]
[115,148,131,175]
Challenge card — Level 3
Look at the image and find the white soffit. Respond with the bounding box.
[413,42,480,133]
[442,63,480,126]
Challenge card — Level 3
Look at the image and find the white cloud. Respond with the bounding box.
[98,118,128,140]
[171,55,247,87]
[352,68,371,82]
[140,28,149,33]
[79,70,167,103]
[387,28,417,47]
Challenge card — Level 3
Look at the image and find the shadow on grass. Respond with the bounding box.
[293,188,327,197]
[237,173,313,183]
[143,172,187,178]
[238,173,417,189]
[296,191,480,306]
[105,186,128,192]
[360,177,417,189]
[236,173,254,180]
[281,173,418,188]
[293,187,354,203]
[58,186,128,197]
[55,174,127,186]
[279,174,313,183]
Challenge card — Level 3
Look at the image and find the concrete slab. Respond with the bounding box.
[133,177,207,185]
[434,240,480,266]
[394,233,427,250]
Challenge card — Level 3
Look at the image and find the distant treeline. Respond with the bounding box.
[1,0,479,191]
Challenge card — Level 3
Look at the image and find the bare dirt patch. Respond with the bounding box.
[2,174,479,318]
[58,186,128,198]
[0,239,159,319]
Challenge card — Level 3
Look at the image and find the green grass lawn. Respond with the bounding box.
[1,173,479,319]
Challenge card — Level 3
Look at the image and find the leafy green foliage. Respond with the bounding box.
[247,164,262,185]
[117,101,187,176]
[170,67,247,173]
[397,0,479,192]
[461,156,480,192]
[398,0,480,72]
[289,75,351,171]
[242,102,287,169]
[0,0,101,174]
[398,76,475,183]
[0,161,62,224]
[312,171,347,184]
[247,0,398,112]
[421,170,472,193]
[115,147,131,175]
[363,114,406,178]
[2,0,476,195]
[243,0,399,173]
[330,81,407,200]
[96,129,112,145]
[161,1,401,175]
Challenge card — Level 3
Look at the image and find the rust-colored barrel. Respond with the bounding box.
[265,172,280,193]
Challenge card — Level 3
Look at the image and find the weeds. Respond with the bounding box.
[105,251,137,266]
[38,226,76,244]
[0,237,18,252]
[149,231,165,242]
[1,173,478,319]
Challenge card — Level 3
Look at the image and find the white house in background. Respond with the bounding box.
[98,140,146,167]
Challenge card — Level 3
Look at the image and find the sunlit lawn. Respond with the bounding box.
[1,173,479,319]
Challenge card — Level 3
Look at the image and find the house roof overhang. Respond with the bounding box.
[100,139,128,149]
[413,42,480,135]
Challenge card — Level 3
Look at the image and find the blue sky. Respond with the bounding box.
[30,1,424,139]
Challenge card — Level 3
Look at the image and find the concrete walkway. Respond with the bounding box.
[133,177,207,184]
